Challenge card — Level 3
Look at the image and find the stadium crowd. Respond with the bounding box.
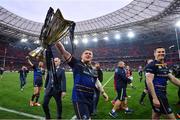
[0,39,179,71]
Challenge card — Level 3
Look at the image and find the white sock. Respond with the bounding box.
[125,108,129,111]
[112,109,115,113]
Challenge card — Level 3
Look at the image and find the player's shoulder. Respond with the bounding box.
[150,60,156,65]
[145,60,158,71]
[115,67,119,73]
[70,56,79,63]
[146,60,156,67]
[115,67,123,73]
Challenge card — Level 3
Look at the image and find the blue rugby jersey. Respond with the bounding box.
[33,65,43,83]
[114,67,128,90]
[145,60,170,95]
[68,57,97,103]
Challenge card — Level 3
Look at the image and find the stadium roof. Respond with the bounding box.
[0,0,133,22]
[0,0,180,43]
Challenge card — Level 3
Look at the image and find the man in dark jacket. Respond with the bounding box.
[42,57,66,119]
[109,61,132,118]
[18,66,29,91]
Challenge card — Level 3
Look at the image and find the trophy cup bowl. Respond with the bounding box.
[28,7,75,60]
[40,8,75,48]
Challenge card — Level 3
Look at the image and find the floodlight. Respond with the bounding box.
[103,36,109,41]
[21,38,28,42]
[82,38,88,44]
[127,31,135,38]
[74,39,78,45]
[34,40,40,44]
[175,20,180,27]
[93,38,98,42]
[64,41,68,45]
[114,34,120,39]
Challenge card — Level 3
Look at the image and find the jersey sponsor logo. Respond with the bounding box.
[155,63,167,67]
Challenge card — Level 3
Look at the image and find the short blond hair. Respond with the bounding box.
[118,61,124,66]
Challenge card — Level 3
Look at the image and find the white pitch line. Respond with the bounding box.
[0,106,44,119]
[102,74,114,88]
[71,115,77,120]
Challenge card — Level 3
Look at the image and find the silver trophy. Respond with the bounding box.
[29,7,75,60]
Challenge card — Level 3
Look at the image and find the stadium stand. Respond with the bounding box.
[0,0,180,71]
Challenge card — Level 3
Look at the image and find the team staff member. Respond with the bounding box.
[55,42,108,119]
[26,56,45,106]
[42,57,66,119]
[109,61,132,118]
[146,47,180,119]
[111,65,134,111]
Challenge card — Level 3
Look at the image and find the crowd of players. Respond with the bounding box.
[0,44,180,119]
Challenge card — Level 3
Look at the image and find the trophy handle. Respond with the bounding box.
[28,47,45,60]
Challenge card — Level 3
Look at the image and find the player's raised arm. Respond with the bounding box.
[26,56,33,67]
[55,41,72,62]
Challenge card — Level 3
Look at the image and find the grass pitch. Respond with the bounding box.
[0,71,179,119]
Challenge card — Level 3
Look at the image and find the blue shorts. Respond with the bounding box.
[34,80,42,87]
[149,94,172,114]
[73,101,93,119]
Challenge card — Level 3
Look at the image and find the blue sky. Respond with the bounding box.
[0,0,133,22]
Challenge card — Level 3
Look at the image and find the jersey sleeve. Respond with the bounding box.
[68,56,78,68]
[32,65,36,70]
[145,62,156,74]
[114,68,119,89]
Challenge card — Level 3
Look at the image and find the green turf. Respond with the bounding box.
[0,71,179,119]
[0,110,32,119]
